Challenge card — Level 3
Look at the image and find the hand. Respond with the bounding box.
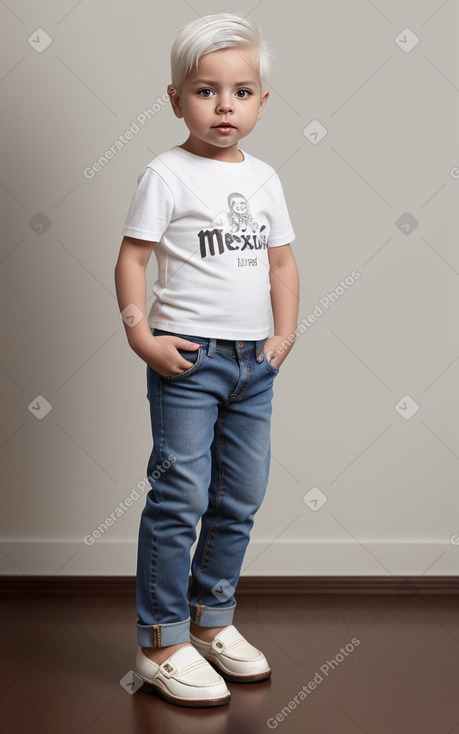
[131,334,201,377]
[263,335,294,370]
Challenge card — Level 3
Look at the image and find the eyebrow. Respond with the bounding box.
[190,79,258,87]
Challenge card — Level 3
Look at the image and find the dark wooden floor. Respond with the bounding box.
[0,590,458,733]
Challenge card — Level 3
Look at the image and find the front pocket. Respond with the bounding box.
[262,352,280,375]
[162,347,203,381]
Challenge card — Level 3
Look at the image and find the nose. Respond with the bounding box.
[216,94,234,114]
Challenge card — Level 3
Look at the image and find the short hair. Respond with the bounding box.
[170,13,271,94]
[228,192,246,207]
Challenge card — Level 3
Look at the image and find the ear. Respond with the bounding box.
[256,89,269,121]
[167,84,184,119]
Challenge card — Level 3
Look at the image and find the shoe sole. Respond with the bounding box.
[205,659,272,684]
[134,672,231,708]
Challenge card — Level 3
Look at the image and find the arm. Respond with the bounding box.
[114,236,200,376]
[265,244,300,368]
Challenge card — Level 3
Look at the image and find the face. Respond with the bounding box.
[168,45,269,161]
[231,197,247,213]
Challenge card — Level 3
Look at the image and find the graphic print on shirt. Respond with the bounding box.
[198,191,268,261]
[226,192,258,233]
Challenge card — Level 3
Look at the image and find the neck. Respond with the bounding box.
[179,138,243,163]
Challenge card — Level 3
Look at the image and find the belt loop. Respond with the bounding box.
[207,338,216,358]
[255,339,265,363]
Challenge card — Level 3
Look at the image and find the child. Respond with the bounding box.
[115,12,299,708]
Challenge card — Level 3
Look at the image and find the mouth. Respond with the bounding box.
[213,123,236,130]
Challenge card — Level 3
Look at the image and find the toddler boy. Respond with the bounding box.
[115,12,299,707]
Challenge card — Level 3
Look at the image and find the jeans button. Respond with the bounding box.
[257,354,263,363]
[238,342,244,348]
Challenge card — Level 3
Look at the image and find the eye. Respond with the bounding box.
[197,88,214,97]
[236,89,252,99]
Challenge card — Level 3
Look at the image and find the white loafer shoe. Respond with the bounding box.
[190,625,271,683]
[134,644,231,707]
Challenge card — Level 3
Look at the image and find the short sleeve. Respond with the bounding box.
[267,172,296,248]
[121,166,174,241]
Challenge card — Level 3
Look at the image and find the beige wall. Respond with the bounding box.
[1,0,458,576]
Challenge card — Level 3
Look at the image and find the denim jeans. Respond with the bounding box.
[136,328,279,647]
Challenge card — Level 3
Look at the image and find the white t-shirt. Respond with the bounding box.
[121,145,295,339]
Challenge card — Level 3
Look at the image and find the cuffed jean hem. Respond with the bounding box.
[136,617,191,648]
[189,603,236,628]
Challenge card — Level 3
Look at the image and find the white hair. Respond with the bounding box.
[170,13,271,93]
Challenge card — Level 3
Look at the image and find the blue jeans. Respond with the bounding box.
[136,328,279,647]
